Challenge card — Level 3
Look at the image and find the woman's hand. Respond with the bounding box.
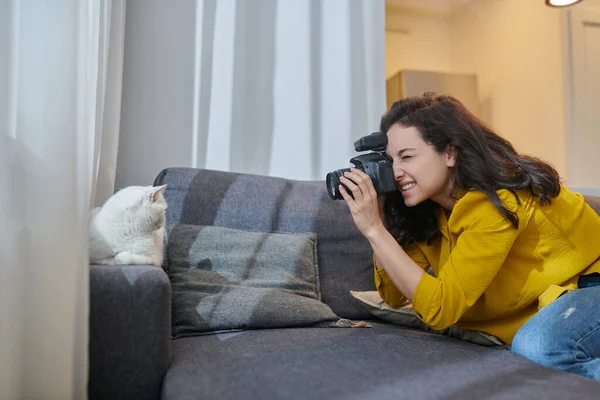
[339,168,386,239]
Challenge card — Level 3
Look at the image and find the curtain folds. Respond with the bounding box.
[116,0,386,187]
[0,1,125,398]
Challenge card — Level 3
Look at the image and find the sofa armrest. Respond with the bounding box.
[89,265,171,400]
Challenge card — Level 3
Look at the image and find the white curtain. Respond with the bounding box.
[115,0,386,188]
[0,0,125,399]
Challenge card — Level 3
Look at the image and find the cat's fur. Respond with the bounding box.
[89,185,168,266]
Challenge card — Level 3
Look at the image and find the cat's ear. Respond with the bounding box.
[150,185,167,203]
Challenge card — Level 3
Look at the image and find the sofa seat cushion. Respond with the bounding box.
[162,322,600,400]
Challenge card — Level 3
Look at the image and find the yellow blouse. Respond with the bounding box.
[375,186,600,344]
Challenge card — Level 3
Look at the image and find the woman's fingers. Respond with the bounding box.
[339,184,352,203]
[340,175,361,199]
[346,169,377,198]
[339,169,383,238]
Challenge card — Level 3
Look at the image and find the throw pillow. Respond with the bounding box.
[167,224,344,338]
[350,290,504,346]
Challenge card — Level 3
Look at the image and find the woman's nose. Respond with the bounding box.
[394,166,405,180]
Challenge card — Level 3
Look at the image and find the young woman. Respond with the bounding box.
[339,92,600,381]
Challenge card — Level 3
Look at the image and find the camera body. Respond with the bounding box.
[326,132,397,200]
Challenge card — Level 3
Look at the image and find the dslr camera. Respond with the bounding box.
[325,131,397,200]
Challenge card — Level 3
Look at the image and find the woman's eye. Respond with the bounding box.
[402,155,413,160]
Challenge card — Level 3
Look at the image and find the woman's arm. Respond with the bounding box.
[374,241,432,307]
[339,169,426,301]
[368,226,426,302]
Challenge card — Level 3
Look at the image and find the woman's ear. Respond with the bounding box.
[445,146,456,167]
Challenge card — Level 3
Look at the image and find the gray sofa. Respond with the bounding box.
[89,167,600,400]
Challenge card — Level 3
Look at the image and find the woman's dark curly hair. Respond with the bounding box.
[381,92,561,247]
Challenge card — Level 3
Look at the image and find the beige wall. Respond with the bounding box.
[385,10,452,79]
[450,0,567,179]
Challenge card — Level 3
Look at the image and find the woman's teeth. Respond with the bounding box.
[401,183,416,191]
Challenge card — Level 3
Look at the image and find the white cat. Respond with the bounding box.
[89,185,168,266]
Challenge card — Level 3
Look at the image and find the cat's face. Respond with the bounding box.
[104,185,168,229]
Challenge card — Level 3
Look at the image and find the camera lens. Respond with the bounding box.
[326,172,341,200]
[325,168,350,200]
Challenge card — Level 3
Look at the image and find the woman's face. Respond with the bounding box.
[385,124,456,209]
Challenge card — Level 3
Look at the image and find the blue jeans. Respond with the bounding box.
[512,286,600,381]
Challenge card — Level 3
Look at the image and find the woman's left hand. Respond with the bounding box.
[339,168,386,239]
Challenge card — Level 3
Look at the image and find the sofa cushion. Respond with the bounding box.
[162,323,600,400]
[350,290,503,346]
[155,167,376,319]
[167,224,341,337]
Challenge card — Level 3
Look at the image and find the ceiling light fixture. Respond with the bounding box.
[546,0,584,7]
